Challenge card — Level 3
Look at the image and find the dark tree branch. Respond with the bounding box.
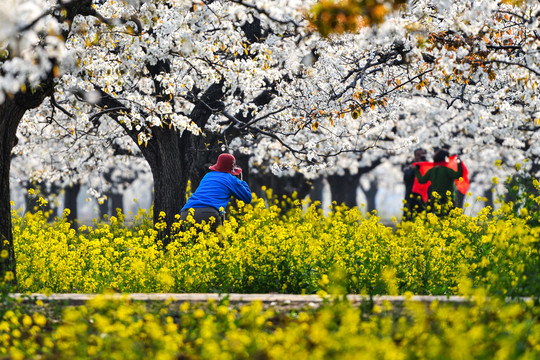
[483,59,540,77]
[228,0,301,29]
[50,95,75,118]
[89,107,129,123]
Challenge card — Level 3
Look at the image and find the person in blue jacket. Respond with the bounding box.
[180,153,252,231]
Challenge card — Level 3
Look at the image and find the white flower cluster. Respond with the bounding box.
[3,0,540,196]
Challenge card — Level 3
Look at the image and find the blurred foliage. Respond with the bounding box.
[309,0,407,36]
[0,293,538,359]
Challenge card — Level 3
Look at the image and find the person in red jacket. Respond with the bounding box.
[402,148,427,220]
[414,149,463,215]
[180,153,252,231]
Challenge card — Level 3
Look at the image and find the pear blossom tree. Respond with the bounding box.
[286,0,539,207]
[0,0,108,283]
[2,0,540,285]
[0,0,304,281]
[15,0,318,237]
[304,0,540,167]
[237,0,539,215]
[11,0,540,222]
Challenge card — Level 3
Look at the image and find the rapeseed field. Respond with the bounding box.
[10,191,539,297]
[1,184,539,359]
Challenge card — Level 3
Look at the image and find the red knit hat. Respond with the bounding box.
[209,153,242,175]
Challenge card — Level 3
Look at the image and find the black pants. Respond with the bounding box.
[180,207,223,231]
[427,196,455,217]
[403,193,425,220]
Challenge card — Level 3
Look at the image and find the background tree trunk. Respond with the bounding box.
[110,193,123,216]
[64,182,81,225]
[24,181,59,217]
[327,159,383,209]
[327,171,362,208]
[308,177,325,207]
[359,178,379,213]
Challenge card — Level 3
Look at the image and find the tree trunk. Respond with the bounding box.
[98,190,110,219]
[1,85,52,284]
[483,188,493,209]
[308,177,325,206]
[141,127,187,247]
[359,178,379,213]
[248,170,313,212]
[327,171,362,208]
[64,182,81,224]
[24,181,58,217]
[110,193,123,216]
[0,100,27,284]
[327,159,383,209]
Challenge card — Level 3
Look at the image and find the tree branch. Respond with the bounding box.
[228,0,301,29]
[50,95,75,118]
[484,59,540,77]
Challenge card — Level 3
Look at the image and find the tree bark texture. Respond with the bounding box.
[144,126,187,246]
[0,100,26,284]
[0,86,52,283]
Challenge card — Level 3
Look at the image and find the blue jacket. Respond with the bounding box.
[182,171,252,213]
